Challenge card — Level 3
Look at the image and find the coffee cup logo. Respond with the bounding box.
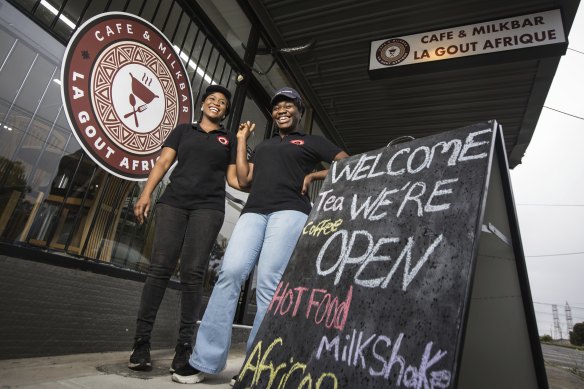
[61,12,193,181]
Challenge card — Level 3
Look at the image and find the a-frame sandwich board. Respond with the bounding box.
[233,120,547,389]
[456,121,547,388]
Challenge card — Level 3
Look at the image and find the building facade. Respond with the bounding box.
[0,0,329,358]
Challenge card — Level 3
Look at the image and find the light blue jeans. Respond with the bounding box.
[189,210,308,374]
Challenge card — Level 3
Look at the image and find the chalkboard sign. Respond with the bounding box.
[233,121,547,389]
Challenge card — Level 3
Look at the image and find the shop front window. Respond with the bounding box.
[2,0,317,325]
[0,1,242,285]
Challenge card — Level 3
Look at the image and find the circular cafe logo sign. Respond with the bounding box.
[376,38,410,66]
[61,12,193,181]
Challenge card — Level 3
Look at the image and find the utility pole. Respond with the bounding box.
[552,304,563,340]
[565,302,574,337]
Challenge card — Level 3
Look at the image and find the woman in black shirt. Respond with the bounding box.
[173,87,348,384]
[129,85,240,373]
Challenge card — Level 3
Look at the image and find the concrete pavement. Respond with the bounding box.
[0,343,582,388]
[545,364,584,389]
[0,344,246,388]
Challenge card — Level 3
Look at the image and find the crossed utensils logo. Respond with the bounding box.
[123,72,159,128]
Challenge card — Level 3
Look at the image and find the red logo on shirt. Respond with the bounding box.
[217,136,229,145]
[290,140,304,146]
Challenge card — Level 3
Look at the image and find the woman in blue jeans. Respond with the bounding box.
[172,87,348,384]
[129,85,244,373]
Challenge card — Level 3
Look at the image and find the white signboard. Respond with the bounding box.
[369,9,566,70]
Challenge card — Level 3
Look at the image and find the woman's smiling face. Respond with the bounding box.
[202,92,228,120]
[272,98,302,132]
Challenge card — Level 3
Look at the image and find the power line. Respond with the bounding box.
[533,306,584,316]
[568,47,584,55]
[543,106,584,120]
[534,302,584,311]
[526,251,584,258]
[534,311,584,320]
[517,203,584,207]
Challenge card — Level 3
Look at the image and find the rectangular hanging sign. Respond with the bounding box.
[369,9,566,72]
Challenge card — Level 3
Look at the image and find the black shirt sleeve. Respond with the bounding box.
[311,135,343,163]
[162,123,188,151]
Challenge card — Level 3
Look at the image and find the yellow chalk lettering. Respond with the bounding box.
[316,372,338,389]
[278,362,307,389]
[298,374,313,389]
[239,337,339,388]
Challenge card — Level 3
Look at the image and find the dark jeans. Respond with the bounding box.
[134,203,224,345]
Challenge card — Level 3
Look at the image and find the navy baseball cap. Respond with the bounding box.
[270,87,304,113]
[201,84,231,115]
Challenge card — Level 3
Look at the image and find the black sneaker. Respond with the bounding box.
[171,363,205,384]
[128,337,152,371]
[169,342,192,373]
[230,374,238,386]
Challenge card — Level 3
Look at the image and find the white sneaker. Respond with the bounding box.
[171,364,205,384]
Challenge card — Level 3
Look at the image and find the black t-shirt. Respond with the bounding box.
[158,123,237,211]
[243,131,342,215]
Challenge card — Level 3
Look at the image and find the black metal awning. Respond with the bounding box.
[244,0,581,168]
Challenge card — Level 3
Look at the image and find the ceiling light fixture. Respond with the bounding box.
[40,0,76,30]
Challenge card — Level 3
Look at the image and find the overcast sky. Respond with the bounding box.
[509,5,584,337]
